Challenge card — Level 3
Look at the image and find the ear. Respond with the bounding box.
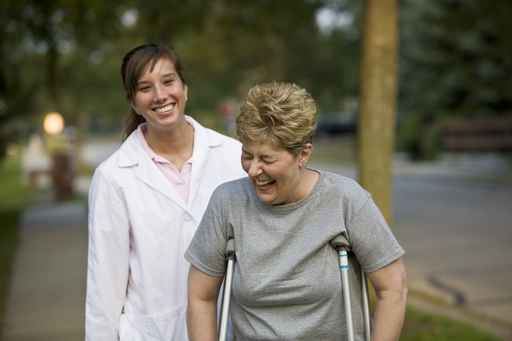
[299,143,313,167]
[184,85,189,101]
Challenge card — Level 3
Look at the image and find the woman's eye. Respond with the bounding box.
[164,79,175,85]
[138,87,151,93]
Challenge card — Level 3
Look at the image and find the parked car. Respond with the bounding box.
[315,112,357,137]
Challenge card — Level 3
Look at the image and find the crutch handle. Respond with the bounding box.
[330,234,351,251]
[226,238,235,257]
[331,233,372,341]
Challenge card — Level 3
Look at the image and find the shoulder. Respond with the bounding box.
[203,178,252,220]
[196,124,244,176]
[314,170,371,216]
[211,177,250,200]
[93,149,120,180]
[320,171,369,199]
[206,128,242,150]
[187,115,241,151]
[89,155,121,197]
[90,137,136,187]
[206,177,251,212]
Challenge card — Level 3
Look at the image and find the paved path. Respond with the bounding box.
[1,202,87,341]
[2,153,511,340]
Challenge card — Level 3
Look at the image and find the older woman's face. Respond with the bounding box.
[241,141,309,205]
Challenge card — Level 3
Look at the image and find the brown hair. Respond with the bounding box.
[236,82,317,155]
[121,43,187,138]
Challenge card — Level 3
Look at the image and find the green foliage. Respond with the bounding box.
[0,0,362,158]
[4,0,510,161]
[0,209,19,335]
[397,0,512,159]
[0,154,32,210]
[400,0,512,118]
[397,112,442,160]
[402,305,501,341]
[0,155,32,333]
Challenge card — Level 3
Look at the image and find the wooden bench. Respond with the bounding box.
[441,117,512,152]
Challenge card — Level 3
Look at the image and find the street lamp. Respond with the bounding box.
[43,111,74,201]
[43,112,64,135]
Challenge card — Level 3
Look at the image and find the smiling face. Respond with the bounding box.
[241,141,312,205]
[131,58,188,132]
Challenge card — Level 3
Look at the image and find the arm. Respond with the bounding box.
[85,169,130,341]
[367,258,408,341]
[187,265,224,341]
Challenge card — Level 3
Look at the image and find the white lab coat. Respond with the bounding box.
[85,117,245,341]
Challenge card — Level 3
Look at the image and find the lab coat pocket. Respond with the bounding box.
[119,314,147,341]
[154,305,187,341]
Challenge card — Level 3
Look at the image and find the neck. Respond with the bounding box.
[144,119,194,159]
[291,168,319,203]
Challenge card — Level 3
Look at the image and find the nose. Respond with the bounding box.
[153,84,167,103]
[247,160,262,177]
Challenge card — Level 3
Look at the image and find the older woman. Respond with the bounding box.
[186,82,407,341]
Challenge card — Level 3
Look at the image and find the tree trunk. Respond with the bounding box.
[358,0,399,224]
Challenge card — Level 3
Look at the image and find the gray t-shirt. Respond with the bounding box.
[185,170,404,341]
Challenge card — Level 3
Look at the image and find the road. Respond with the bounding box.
[394,174,512,325]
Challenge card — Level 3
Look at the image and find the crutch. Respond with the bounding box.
[218,238,235,341]
[331,234,371,341]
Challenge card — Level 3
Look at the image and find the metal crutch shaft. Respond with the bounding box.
[361,272,371,341]
[218,239,235,341]
[331,235,355,341]
[339,248,355,341]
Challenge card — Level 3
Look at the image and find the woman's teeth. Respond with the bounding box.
[256,179,274,186]
[154,103,175,112]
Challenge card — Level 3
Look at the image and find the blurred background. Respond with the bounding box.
[0,0,511,340]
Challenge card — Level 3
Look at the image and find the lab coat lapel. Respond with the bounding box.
[136,156,188,212]
[187,117,219,208]
[117,131,188,213]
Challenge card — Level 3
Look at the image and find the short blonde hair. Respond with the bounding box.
[236,82,317,155]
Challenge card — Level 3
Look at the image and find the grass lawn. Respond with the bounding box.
[402,305,501,341]
[0,154,32,334]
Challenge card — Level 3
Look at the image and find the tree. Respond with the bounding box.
[0,1,43,157]
[400,0,512,118]
[0,0,363,157]
[0,0,128,153]
[398,0,512,159]
[358,0,398,223]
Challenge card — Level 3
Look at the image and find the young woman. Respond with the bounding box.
[85,43,245,341]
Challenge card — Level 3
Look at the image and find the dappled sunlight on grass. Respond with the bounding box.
[0,155,32,334]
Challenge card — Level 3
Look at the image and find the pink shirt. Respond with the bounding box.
[136,124,193,203]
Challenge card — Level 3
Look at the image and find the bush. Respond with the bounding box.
[0,154,32,334]
[398,112,442,161]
